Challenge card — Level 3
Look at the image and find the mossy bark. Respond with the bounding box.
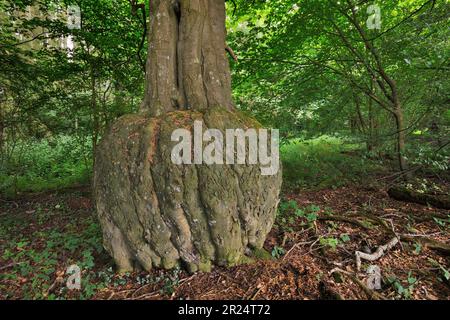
[94,108,281,272]
[93,1,282,272]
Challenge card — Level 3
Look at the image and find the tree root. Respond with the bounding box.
[318,215,372,230]
[330,268,386,300]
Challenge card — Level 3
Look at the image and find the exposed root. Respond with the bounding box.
[318,215,372,230]
[330,268,386,300]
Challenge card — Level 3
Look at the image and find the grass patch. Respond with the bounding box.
[0,135,92,197]
[281,136,382,190]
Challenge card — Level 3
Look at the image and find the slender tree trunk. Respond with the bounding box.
[0,88,4,152]
[390,80,409,175]
[394,105,409,174]
[90,66,99,160]
[0,119,4,153]
[353,91,366,134]
[367,78,378,153]
[0,104,4,152]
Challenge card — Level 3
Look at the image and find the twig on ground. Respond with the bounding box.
[0,198,19,209]
[282,241,315,261]
[0,261,24,271]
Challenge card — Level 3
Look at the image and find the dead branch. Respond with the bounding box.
[400,235,450,255]
[361,211,450,255]
[282,240,315,261]
[225,44,238,62]
[0,261,23,271]
[355,237,399,271]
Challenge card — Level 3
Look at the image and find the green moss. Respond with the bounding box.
[251,248,273,261]
[198,260,212,273]
[225,250,243,266]
[237,255,255,265]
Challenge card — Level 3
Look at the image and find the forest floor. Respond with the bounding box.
[0,176,449,300]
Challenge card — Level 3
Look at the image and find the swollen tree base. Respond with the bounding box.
[93,107,282,273]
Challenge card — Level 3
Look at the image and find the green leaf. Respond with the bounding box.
[340,234,350,243]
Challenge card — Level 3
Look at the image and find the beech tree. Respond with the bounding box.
[93,0,282,273]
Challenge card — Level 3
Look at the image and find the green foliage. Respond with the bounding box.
[160,268,182,296]
[1,0,144,195]
[277,198,328,235]
[281,136,380,190]
[271,246,285,259]
[0,203,103,299]
[339,234,351,243]
[387,272,418,300]
[428,258,450,282]
[0,135,91,195]
[229,0,449,174]
[319,237,339,251]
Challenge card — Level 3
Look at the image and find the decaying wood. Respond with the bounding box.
[400,235,450,255]
[388,186,450,210]
[355,237,399,271]
[361,211,450,255]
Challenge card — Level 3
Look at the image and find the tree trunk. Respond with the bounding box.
[91,66,99,160]
[141,0,234,116]
[367,78,376,153]
[392,96,409,176]
[0,105,4,152]
[93,0,282,273]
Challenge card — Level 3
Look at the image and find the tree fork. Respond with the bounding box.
[141,0,234,116]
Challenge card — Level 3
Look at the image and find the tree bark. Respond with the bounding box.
[393,107,408,174]
[0,105,4,152]
[90,65,99,160]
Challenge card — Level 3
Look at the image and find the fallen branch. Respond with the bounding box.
[0,261,24,271]
[401,235,450,255]
[282,240,315,261]
[388,186,450,210]
[362,212,450,256]
[355,237,399,271]
[318,215,372,230]
[0,198,19,209]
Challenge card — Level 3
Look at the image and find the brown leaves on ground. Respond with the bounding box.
[1,183,449,300]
